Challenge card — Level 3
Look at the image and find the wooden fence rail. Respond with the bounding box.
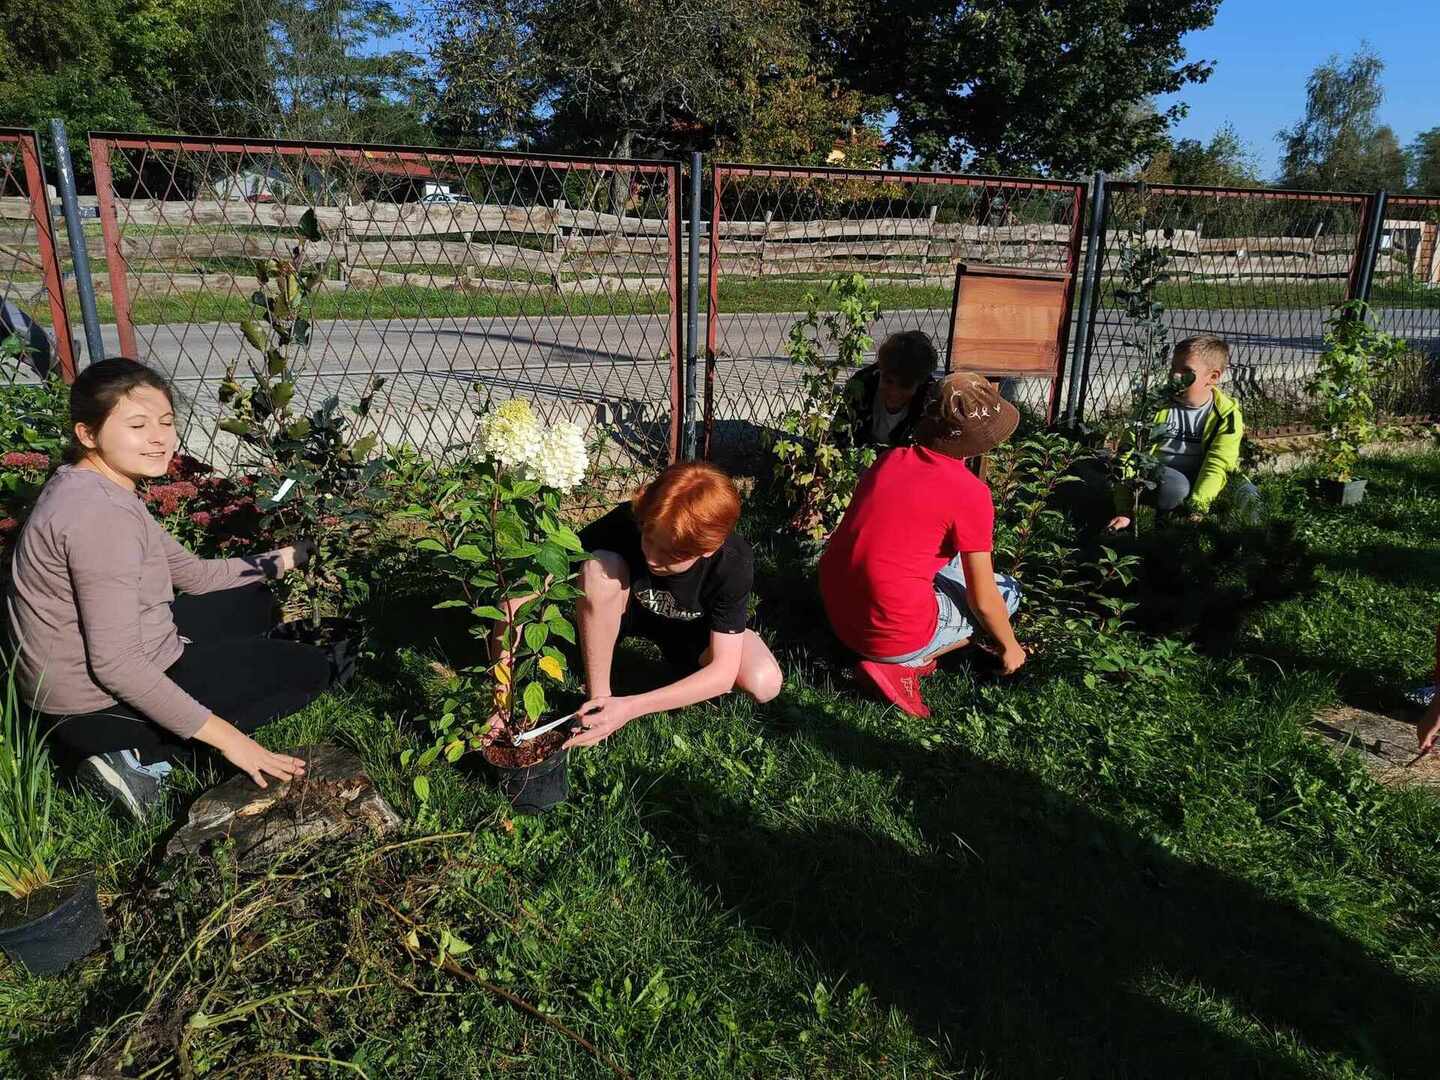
[4,196,1438,291]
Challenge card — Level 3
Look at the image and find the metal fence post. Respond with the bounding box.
[87,136,136,358]
[1349,189,1389,305]
[48,119,105,367]
[685,151,708,457]
[12,129,77,381]
[666,161,684,463]
[1064,171,1106,426]
[702,168,724,460]
[684,152,702,460]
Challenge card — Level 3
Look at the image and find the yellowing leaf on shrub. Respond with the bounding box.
[240,319,267,351]
[538,655,565,681]
[493,662,511,686]
[523,681,546,720]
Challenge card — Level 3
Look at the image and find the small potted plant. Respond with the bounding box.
[1306,300,1407,507]
[0,660,105,975]
[217,209,388,674]
[404,399,589,813]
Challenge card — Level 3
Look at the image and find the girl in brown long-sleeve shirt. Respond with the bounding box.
[6,359,329,819]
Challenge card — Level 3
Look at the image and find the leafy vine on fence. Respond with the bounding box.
[1102,215,1187,533]
[769,274,880,554]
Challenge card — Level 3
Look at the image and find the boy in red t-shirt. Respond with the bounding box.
[819,371,1026,717]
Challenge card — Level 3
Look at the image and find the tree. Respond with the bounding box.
[1368,124,1409,193]
[0,0,230,177]
[1408,127,1440,195]
[716,75,887,167]
[0,69,151,180]
[173,0,432,143]
[428,0,850,159]
[1278,46,1405,192]
[1144,123,1261,187]
[819,0,1220,175]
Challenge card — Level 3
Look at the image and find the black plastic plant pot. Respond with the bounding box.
[1320,478,1367,507]
[0,873,105,976]
[495,748,570,815]
[270,616,361,686]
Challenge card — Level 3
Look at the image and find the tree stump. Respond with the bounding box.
[165,743,402,864]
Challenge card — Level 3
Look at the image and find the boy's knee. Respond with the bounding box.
[1156,468,1191,511]
[998,575,1022,615]
[580,550,629,600]
[744,656,784,704]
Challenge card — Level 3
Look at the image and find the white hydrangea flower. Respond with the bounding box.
[530,421,589,490]
[476,400,587,490]
[477,399,542,471]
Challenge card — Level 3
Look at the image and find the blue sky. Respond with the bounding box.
[1157,0,1440,179]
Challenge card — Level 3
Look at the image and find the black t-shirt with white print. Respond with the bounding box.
[578,503,752,637]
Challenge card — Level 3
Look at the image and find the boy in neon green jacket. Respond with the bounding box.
[1109,336,1257,530]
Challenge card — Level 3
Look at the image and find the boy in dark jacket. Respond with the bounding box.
[832,330,939,450]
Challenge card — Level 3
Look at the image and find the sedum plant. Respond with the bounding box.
[1306,299,1408,483]
[770,273,881,555]
[405,400,590,762]
[0,656,57,901]
[218,208,388,628]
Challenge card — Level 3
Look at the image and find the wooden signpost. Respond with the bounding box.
[944,262,1073,422]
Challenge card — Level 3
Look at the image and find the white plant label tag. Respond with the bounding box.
[270,477,297,505]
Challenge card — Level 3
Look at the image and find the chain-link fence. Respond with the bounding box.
[88,134,684,477]
[1080,181,1379,430]
[0,128,77,387]
[1373,195,1440,421]
[702,163,1086,459]
[18,127,1440,471]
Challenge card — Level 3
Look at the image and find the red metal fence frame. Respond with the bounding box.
[1103,180,1376,300]
[89,132,688,462]
[704,162,1087,455]
[1,127,77,381]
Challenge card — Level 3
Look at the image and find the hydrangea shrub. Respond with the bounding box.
[404,400,591,761]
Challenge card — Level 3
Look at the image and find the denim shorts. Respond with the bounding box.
[873,557,1022,668]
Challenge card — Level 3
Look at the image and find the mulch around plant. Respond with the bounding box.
[482,728,567,769]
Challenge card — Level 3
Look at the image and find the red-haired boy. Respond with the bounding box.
[565,462,783,746]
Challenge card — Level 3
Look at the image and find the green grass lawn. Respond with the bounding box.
[4,453,1440,1077]
[15,265,1437,331]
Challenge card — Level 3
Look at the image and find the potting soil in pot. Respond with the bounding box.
[483,729,570,814]
[0,871,106,975]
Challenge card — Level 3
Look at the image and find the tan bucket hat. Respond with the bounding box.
[914,372,1020,459]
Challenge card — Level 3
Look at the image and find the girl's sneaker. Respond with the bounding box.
[77,749,172,821]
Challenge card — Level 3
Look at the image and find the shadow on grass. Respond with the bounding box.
[1315,541,1440,592]
[633,717,1439,1078]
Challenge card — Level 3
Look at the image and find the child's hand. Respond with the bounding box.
[999,644,1027,676]
[1106,515,1132,532]
[564,697,638,748]
[277,540,315,574]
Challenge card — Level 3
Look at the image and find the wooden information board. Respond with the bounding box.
[944,262,1073,418]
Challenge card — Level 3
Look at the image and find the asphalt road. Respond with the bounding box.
[94,304,1435,463]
